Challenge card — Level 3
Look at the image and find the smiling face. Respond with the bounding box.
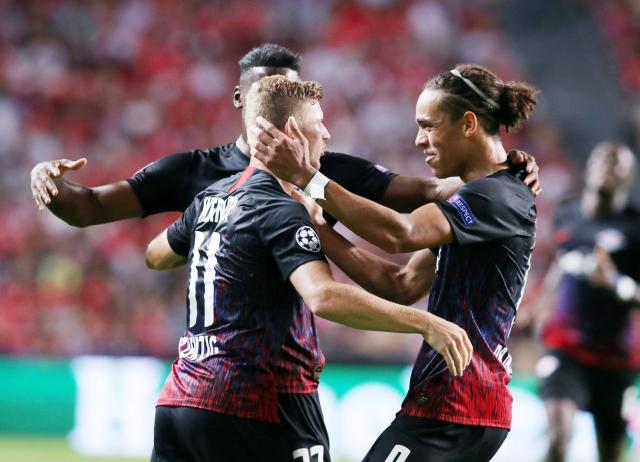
[295,102,331,169]
[414,89,469,179]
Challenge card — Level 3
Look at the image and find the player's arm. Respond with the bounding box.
[145,230,187,270]
[296,190,436,303]
[30,158,143,226]
[145,196,196,270]
[320,225,436,304]
[290,259,472,377]
[382,150,539,211]
[589,246,640,307]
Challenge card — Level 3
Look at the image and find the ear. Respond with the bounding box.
[462,111,478,138]
[233,86,242,109]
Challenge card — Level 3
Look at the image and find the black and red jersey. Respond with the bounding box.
[160,168,326,422]
[128,143,395,393]
[399,169,536,430]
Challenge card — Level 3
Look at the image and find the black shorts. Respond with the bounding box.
[151,405,289,462]
[539,350,638,440]
[363,416,508,462]
[278,392,331,462]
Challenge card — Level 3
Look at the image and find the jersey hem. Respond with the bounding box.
[156,397,280,423]
[397,409,511,430]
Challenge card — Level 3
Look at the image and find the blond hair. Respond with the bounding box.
[244,75,323,130]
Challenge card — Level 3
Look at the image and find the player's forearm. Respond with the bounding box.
[382,176,463,213]
[308,281,430,334]
[47,179,141,226]
[46,179,102,227]
[315,181,413,254]
[317,224,418,304]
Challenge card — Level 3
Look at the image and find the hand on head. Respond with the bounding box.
[250,116,315,187]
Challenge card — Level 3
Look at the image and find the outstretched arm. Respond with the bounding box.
[30,158,143,226]
[290,259,472,377]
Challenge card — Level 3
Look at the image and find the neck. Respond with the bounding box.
[235,135,250,157]
[248,156,295,195]
[460,136,508,183]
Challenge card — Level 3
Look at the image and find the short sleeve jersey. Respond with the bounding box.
[128,143,395,393]
[542,203,640,369]
[157,167,326,422]
[398,169,536,430]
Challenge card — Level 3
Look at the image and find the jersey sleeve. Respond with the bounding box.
[435,174,534,245]
[166,197,200,256]
[258,201,327,280]
[319,152,397,225]
[127,151,195,216]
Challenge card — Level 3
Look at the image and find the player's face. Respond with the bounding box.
[415,89,467,178]
[585,144,636,194]
[234,67,300,109]
[297,102,331,170]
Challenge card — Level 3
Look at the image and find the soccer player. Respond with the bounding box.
[251,64,538,461]
[525,142,640,462]
[29,44,539,459]
[144,75,473,462]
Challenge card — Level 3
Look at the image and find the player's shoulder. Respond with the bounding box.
[464,168,533,203]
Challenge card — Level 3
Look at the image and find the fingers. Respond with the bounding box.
[448,340,464,377]
[287,116,305,143]
[32,187,44,210]
[460,331,473,368]
[441,348,458,377]
[507,149,525,167]
[34,179,51,207]
[59,157,87,171]
[256,116,284,141]
[40,170,58,197]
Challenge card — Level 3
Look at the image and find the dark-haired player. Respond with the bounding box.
[144,75,473,462]
[252,64,538,461]
[29,44,539,459]
[526,142,640,462]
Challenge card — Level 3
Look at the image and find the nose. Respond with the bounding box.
[415,129,429,148]
[322,124,331,141]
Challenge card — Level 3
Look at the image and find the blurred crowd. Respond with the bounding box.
[0,0,626,368]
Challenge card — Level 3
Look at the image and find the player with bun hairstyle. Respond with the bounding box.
[251,65,538,461]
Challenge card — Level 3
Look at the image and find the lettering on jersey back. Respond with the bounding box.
[198,195,239,224]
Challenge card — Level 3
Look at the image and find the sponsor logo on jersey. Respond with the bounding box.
[447,194,477,227]
[198,195,238,224]
[178,335,219,361]
[296,226,321,253]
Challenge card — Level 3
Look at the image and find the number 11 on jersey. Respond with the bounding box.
[188,230,220,329]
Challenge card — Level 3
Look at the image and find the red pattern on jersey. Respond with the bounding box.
[276,303,325,394]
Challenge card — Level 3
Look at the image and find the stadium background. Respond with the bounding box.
[1,0,640,460]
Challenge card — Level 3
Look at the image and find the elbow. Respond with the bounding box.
[144,248,161,270]
[383,225,417,254]
[305,284,335,318]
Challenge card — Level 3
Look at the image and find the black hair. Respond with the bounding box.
[238,44,301,74]
[426,64,538,134]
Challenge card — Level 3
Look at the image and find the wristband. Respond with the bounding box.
[615,275,637,302]
[303,171,330,200]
